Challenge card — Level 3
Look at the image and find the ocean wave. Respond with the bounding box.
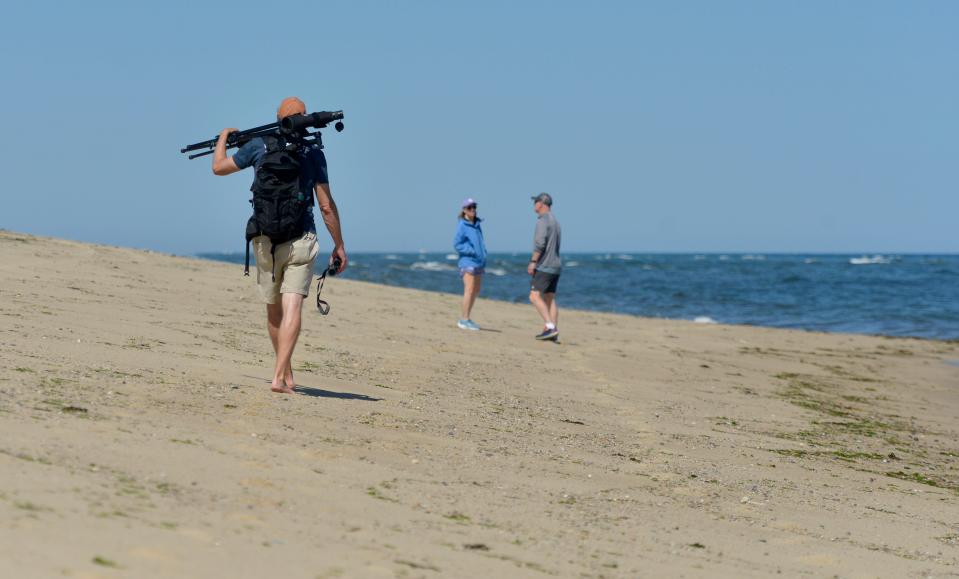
[850,255,892,265]
[719,255,730,261]
[410,261,458,272]
[741,254,766,261]
[445,253,458,260]
[694,255,707,261]
[385,254,399,260]
[616,254,635,261]
[565,261,580,267]
[693,316,718,324]
[804,258,818,264]
[486,268,507,276]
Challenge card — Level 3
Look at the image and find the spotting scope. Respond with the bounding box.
[180,111,344,159]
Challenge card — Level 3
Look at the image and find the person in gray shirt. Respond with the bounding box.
[527,192,562,340]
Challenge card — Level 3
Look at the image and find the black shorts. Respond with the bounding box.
[531,271,560,294]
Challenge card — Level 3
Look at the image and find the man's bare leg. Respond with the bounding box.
[271,293,305,394]
[529,290,552,326]
[266,303,294,388]
[544,293,558,326]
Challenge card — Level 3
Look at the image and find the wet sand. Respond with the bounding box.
[1,230,958,578]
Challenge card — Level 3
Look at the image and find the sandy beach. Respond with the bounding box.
[1,229,958,578]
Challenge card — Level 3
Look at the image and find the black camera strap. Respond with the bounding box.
[315,263,337,315]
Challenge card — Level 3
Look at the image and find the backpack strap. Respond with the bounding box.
[260,134,279,153]
[244,216,258,276]
[270,242,277,282]
[241,238,274,280]
[260,133,297,155]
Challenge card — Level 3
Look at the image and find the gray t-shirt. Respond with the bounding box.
[533,211,562,274]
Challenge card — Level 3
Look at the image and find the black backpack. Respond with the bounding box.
[244,134,310,279]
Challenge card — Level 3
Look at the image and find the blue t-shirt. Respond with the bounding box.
[232,137,330,234]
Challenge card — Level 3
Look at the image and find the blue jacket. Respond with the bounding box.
[453,218,487,269]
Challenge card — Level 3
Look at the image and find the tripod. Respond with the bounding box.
[180,111,344,159]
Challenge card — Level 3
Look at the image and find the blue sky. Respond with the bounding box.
[1,1,956,253]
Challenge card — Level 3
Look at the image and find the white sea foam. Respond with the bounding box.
[616,254,635,260]
[693,316,718,324]
[566,261,580,268]
[804,258,818,264]
[385,254,399,260]
[445,253,458,260]
[694,255,707,261]
[850,255,892,265]
[741,254,766,261]
[410,261,457,272]
[719,255,730,261]
[486,268,507,276]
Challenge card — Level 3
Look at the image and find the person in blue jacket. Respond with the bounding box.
[453,198,487,330]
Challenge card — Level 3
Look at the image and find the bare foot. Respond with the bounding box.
[271,381,295,394]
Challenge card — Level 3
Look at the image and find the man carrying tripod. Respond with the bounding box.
[212,97,347,394]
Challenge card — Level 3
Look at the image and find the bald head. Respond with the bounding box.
[277,97,306,120]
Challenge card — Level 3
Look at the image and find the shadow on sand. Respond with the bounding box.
[240,375,382,401]
[293,386,382,401]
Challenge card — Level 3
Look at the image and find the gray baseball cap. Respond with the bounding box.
[531,192,553,206]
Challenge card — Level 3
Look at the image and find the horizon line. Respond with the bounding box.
[4,230,956,256]
[194,248,959,256]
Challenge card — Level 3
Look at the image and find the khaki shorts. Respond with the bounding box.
[252,232,319,304]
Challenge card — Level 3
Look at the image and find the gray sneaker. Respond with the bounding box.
[535,327,559,340]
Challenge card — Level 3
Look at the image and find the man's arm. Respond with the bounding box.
[527,250,542,276]
[528,219,547,275]
[212,128,241,176]
[315,182,347,273]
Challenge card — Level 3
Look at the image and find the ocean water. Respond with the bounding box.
[197,252,959,340]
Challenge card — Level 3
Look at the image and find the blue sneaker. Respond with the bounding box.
[535,327,559,340]
[457,319,480,331]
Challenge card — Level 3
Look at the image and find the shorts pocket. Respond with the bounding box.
[252,236,273,267]
[290,233,318,265]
